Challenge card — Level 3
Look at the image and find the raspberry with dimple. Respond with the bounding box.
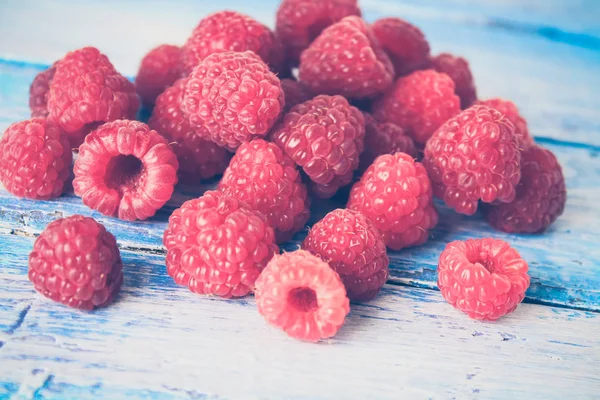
[476,98,534,149]
[28,215,123,310]
[431,53,477,109]
[29,63,57,118]
[135,44,182,107]
[437,238,530,321]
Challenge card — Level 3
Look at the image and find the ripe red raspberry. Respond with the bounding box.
[430,53,477,109]
[424,105,522,215]
[255,250,350,342]
[348,153,438,250]
[371,17,431,76]
[302,209,389,301]
[437,238,530,321]
[476,98,534,149]
[299,16,394,99]
[28,215,123,310]
[485,145,566,233]
[280,79,312,113]
[0,118,72,200]
[29,63,57,118]
[276,0,361,66]
[218,139,310,243]
[135,44,181,108]
[373,69,460,145]
[164,190,278,298]
[73,120,179,221]
[148,78,231,183]
[271,95,365,198]
[47,47,139,148]
[182,51,285,150]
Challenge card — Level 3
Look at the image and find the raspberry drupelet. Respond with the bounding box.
[348,152,438,251]
[73,120,179,221]
[135,44,182,108]
[430,53,477,109]
[255,250,350,342]
[423,105,522,216]
[476,98,534,149]
[28,215,123,310]
[303,209,389,301]
[29,63,57,118]
[163,191,279,298]
[0,118,72,200]
[437,238,530,321]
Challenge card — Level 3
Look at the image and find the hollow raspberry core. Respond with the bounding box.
[288,287,319,312]
[105,155,144,193]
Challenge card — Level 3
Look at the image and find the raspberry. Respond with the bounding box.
[299,16,395,99]
[476,98,534,149]
[437,238,530,321]
[182,51,284,150]
[302,209,389,301]
[423,105,522,215]
[431,53,477,109]
[218,139,310,243]
[359,113,418,172]
[0,118,72,200]
[373,69,460,145]
[29,63,57,118]
[485,145,566,233]
[270,95,365,198]
[148,78,231,183]
[47,47,139,148]
[275,0,361,66]
[73,120,179,221]
[163,190,278,298]
[280,79,312,113]
[135,44,181,108]
[348,153,438,250]
[371,17,431,76]
[255,250,350,342]
[28,215,123,310]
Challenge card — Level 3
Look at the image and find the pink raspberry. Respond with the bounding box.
[348,153,438,250]
[423,105,522,215]
[73,120,179,221]
[148,78,231,183]
[371,17,431,76]
[255,250,350,342]
[0,118,72,200]
[431,53,477,109]
[280,79,312,113]
[485,145,566,233]
[299,16,394,99]
[271,95,365,198]
[135,44,181,107]
[29,63,57,118]
[373,69,460,145]
[182,51,285,150]
[28,215,123,310]
[303,209,389,301]
[218,139,310,243]
[47,47,139,148]
[163,190,278,298]
[476,98,534,149]
[437,238,530,321]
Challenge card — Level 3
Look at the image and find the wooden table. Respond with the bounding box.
[1,1,599,398]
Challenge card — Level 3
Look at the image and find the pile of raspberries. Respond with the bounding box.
[2,1,567,342]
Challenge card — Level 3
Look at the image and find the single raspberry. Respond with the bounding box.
[299,16,395,99]
[255,250,350,342]
[476,98,534,149]
[164,190,278,298]
[47,47,140,148]
[348,153,438,250]
[28,215,123,310]
[0,118,72,200]
[135,44,181,108]
[73,120,179,221]
[302,209,389,301]
[359,113,418,172]
[485,145,566,233]
[431,53,477,109]
[373,69,460,145]
[276,0,361,66]
[148,78,231,183]
[280,79,312,113]
[29,63,57,118]
[437,238,530,321]
[218,139,310,243]
[182,51,285,150]
[423,105,522,215]
[270,95,365,198]
[371,17,431,76]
